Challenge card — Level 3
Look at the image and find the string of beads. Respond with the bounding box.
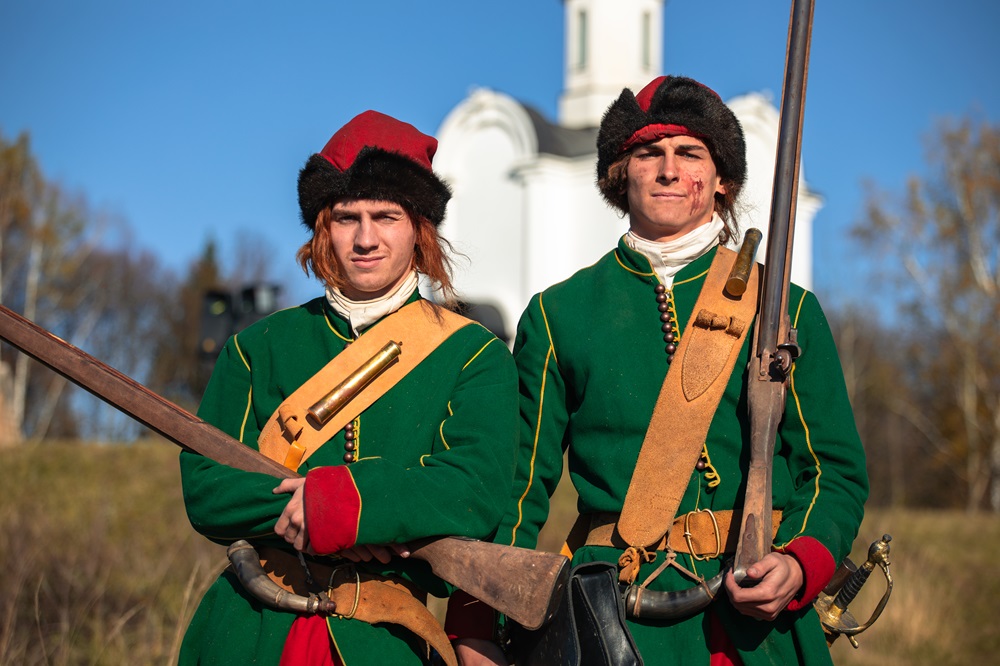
[343,420,357,463]
[655,281,716,480]
[654,283,679,363]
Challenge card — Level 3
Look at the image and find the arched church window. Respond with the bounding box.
[642,11,651,70]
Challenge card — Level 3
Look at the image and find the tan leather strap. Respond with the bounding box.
[258,300,473,470]
[255,547,458,666]
[617,247,761,548]
[579,510,782,559]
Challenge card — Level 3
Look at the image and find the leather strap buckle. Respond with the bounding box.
[326,563,361,619]
[684,508,721,561]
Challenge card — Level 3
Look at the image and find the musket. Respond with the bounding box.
[732,0,814,585]
[0,302,568,630]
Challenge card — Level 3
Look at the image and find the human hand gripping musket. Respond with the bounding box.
[0,303,569,631]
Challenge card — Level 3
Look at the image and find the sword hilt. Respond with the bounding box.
[813,534,893,649]
[833,534,890,611]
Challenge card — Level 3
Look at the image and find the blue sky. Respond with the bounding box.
[2,0,998,308]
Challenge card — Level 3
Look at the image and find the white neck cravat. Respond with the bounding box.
[625,215,725,287]
[326,270,419,337]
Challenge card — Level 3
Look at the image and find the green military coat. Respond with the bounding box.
[179,293,518,665]
[501,239,869,665]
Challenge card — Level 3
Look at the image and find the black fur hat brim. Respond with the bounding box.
[596,77,746,210]
[297,146,452,229]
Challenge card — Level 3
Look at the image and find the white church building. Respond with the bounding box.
[434,0,819,341]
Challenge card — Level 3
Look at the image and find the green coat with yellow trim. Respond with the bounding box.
[178,293,518,665]
[502,239,868,665]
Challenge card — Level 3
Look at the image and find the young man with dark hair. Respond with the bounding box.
[455,76,868,666]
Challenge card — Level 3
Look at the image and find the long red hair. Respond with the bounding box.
[296,203,459,307]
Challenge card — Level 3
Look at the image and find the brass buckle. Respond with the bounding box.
[327,563,362,619]
[683,508,721,561]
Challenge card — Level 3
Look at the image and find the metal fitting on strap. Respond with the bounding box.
[684,508,722,561]
[327,563,361,619]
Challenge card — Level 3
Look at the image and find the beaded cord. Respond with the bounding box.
[697,443,720,489]
[655,282,721,517]
[653,283,680,363]
[342,418,359,463]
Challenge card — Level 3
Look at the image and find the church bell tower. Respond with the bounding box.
[558,0,664,129]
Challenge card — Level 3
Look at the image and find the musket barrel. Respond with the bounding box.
[756,0,814,360]
[306,341,402,428]
[733,0,814,585]
[0,303,295,479]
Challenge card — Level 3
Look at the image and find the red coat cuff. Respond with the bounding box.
[444,590,496,641]
[777,536,836,611]
[305,466,361,554]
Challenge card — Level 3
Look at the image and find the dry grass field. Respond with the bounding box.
[1,441,997,665]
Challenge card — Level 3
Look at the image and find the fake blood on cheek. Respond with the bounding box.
[689,178,705,216]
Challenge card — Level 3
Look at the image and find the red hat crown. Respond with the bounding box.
[319,111,437,174]
[298,111,451,229]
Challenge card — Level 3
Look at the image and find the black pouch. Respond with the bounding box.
[505,561,642,666]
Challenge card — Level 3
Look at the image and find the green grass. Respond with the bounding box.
[2,442,997,665]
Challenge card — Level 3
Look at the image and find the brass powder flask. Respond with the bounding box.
[306,340,402,428]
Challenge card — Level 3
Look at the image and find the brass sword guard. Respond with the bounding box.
[813,534,893,648]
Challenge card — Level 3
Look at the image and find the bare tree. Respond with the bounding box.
[854,117,1000,512]
[1,130,289,443]
[0,131,45,445]
[144,241,224,412]
[0,130,171,443]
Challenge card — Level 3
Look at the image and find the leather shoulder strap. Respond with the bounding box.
[258,300,473,470]
[617,247,761,548]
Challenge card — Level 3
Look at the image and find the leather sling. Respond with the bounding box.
[251,300,476,666]
[617,247,761,549]
[252,546,458,666]
[258,300,473,470]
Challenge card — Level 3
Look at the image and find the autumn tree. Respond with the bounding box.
[1,128,288,443]
[828,307,964,508]
[0,133,40,445]
[1,132,78,442]
[854,117,1000,512]
[145,241,223,411]
[0,129,177,443]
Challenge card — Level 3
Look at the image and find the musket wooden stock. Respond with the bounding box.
[732,0,814,585]
[0,303,568,630]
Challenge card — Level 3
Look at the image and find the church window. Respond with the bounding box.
[642,11,651,69]
[577,9,588,70]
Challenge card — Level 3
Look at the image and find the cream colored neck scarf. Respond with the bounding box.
[625,215,725,287]
[326,270,420,337]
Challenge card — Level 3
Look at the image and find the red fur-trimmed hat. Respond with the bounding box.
[596,76,746,210]
[297,110,452,229]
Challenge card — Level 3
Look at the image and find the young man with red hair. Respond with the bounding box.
[179,110,519,666]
